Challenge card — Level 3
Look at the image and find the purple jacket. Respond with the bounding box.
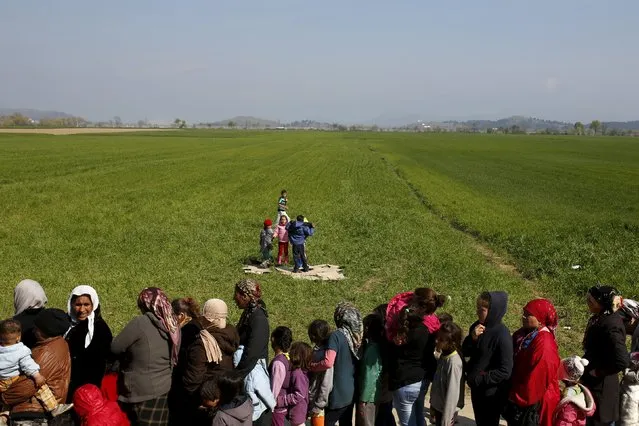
[277,368,309,425]
[269,354,291,412]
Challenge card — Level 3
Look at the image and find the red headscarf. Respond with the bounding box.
[524,298,558,334]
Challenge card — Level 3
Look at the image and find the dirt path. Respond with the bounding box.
[0,128,175,135]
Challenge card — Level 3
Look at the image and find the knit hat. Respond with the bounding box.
[34,308,71,338]
[264,218,272,227]
[558,356,590,382]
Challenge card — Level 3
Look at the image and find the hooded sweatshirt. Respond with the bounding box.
[213,395,254,426]
[286,220,314,246]
[73,384,130,426]
[462,291,513,397]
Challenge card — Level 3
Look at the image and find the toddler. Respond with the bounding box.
[259,218,274,266]
[273,215,290,266]
[554,356,596,426]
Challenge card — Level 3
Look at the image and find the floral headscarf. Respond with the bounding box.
[334,301,363,360]
[236,278,268,331]
[138,287,180,366]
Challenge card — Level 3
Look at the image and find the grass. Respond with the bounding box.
[1,130,637,355]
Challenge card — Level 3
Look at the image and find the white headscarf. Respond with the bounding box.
[66,285,100,348]
[14,279,48,316]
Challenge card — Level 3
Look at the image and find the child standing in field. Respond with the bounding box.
[429,322,464,426]
[276,190,289,225]
[0,319,73,425]
[270,326,293,426]
[286,215,314,273]
[259,218,274,266]
[308,320,334,426]
[278,342,312,426]
[553,356,596,426]
[356,314,384,426]
[273,215,290,266]
[620,352,639,426]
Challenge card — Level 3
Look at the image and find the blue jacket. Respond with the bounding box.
[286,221,314,246]
[234,345,275,421]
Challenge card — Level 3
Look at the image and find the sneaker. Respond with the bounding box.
[292,269,300,273]
[50,403,74,417]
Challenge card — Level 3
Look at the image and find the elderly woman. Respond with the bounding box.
[13,280,48,349]
[65,285,113,400]
[234,278,271,426]
[506,298,560,426]
[1,309,72,425]
[112,287,180,426]
[582,285,629,426]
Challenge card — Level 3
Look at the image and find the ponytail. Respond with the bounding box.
[172,297,200,319]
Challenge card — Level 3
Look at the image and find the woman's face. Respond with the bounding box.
[522,311,540,329]
[587,294,602,314]
[73,295,94,321]
[234,290,249,309]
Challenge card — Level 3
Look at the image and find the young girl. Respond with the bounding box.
[620,352,639,426]
[278,342,312,426]
[273,215,290,266]
[554,356,596,426]
[201,370,253,426]
[308,320,333,426]
[357,314,384,426]
[270,326,293,426]
[429,322,464,426]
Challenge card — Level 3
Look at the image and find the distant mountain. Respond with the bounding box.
[603,121,639,130]
[210,116,280,128]
[0,108,74,120]
[402,116,573,131]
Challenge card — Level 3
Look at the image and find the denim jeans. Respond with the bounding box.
[414,380,430,426]
[393,381,423,426]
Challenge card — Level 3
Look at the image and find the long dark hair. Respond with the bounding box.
[289,341,312,371]
[436,322,463,356]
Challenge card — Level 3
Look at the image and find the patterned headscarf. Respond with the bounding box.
[138,287,180,366]
[334,301,363,360]
[588,285,620,315]
[524,298,558,334]
[621,299,639,321]
[236,278,268,330]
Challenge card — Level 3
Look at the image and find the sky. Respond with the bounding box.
[1,1,638,124]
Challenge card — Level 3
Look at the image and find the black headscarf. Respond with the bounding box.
[588,285,620,315]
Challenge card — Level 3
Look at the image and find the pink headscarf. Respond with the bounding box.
[385,291,441,341]
[138,287,181,366]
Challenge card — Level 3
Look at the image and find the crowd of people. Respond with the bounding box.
[1,278,639,426]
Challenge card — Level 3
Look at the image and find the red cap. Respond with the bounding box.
[264,218,272,226]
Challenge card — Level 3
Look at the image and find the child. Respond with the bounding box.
[308,320,334,426]
[554,356,596,426]
[0,319,73,424]
[278,342,312,426]
[429,322,464,426]
[356,314,384,426]
[73,384,130,426]
[270,326,293,426]
[201,370,253,426]
[273,215,290,266]
[461,291,513,426]
[276,190,289,225]
[259,218,274,266]
[286,215,315,273]
[620,352,639,426]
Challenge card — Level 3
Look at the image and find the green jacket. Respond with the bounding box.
[359,342,382,403]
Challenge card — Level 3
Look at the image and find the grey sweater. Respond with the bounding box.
[111,312,173,403]
[429,351,464,426]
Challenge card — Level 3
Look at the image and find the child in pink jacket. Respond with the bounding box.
[554,356,596,426]
[273,215,289,266]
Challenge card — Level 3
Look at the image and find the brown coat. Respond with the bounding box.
[1,336,71,416]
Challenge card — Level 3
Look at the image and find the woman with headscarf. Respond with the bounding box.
[582,285,629,426]
[111,287,181,426]
[233,278,272,426]
[171,299,240,426]
[310,301,363,426]
[13,279,48,349]
[620,299,639,352]
[506,298,560,426]
[65,285,113,401]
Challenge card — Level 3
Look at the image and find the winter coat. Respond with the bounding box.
[213,395,254,426]
[286,220,314,246]
[553,384,596,426]
[582,311,629,423]
[260,228,274,251]
[235,305,269,377]
[73,384,130,426]
[233,346,276,421]
[274,224,289,243]
[509,328,560,426]
[620,368,639,426]
[277,368,309,426]
[1,336,71,418]
[462,291,513,400]
[66,316,113,400]
[111,312,175,403]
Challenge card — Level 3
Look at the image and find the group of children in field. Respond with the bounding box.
[259,190,315,273]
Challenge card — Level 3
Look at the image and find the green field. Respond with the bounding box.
[1,131,637,354]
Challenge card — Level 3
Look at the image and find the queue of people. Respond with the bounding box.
[1,279,638,426]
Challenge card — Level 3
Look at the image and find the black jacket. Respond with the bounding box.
[389,323,431,390]
[65,316,113,400]
[14,308,45,349]
[582,311,629,423]
[462,291,513,397]
[236,305,269,377]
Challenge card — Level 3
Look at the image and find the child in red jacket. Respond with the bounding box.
[73,384,130,426]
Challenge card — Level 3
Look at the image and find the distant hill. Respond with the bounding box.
[211,116,280,128]
[402,116,573,131]
[603,121,639,130]
[0,108,74,120]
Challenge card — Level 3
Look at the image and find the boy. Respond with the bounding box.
[0,319,73,425]
[259,219,274,267]
[276,190,289,225]
[286,215,314,273]
[461,292,513,426]
[201,370,253,426]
